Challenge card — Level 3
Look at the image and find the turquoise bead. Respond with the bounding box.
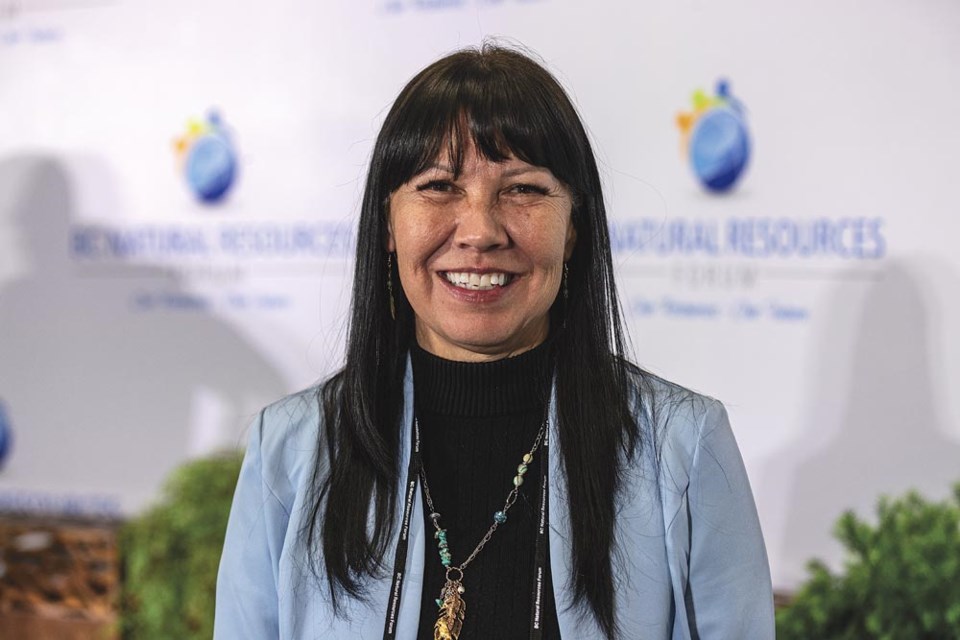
[517,463,528,475]
[436,598,443,608]
[494,511,507,524]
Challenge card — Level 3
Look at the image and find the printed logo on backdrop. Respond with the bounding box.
[607,77,887,325]
[70,105,353,314]
[173,110,238,204]
[0,399,11,471]
[676,80,750,194]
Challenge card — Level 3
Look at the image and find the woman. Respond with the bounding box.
[215,45,774,639]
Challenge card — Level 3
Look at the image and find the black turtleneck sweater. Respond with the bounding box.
[412,341,561,640]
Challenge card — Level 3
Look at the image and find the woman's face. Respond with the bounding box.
[386,143,576,362]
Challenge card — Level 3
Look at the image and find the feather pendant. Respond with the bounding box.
[433,580,466,640]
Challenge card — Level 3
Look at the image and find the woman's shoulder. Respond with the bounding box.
[258,383,323,449]
[624,364,730,463]
[249,383,325,508]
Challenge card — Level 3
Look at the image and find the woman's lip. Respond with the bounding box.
[437,268,518,275]
[437,272,516,302]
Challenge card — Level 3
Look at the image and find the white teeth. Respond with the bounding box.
[443,272,513,290]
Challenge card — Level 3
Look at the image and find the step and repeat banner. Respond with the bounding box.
[1,0,958,590]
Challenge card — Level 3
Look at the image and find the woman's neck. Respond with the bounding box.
[410,338,553,418]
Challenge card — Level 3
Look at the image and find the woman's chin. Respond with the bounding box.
[416,324,548,362]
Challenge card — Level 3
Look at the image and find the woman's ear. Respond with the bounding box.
[384,200,396,252]
[564,220,577,261]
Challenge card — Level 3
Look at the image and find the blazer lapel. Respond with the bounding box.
[547,382,605,638]
[356,359,425,639]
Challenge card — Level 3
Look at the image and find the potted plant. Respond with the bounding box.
[777,483,960,639]
[119,452,243,639]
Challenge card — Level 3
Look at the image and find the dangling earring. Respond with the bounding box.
[387,253,396,320]
[563,262,569,302]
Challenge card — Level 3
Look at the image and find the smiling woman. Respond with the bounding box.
[214,44,774,640]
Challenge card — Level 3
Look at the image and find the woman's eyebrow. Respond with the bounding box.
[418,163,549,178]
[501,166,550,179]
[423,163,455,174]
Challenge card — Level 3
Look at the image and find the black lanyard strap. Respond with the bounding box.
[529,425,550,640]
[382,420,421,640]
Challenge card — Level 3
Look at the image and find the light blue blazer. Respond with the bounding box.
[215,364,775,639]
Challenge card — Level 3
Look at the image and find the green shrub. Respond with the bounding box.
[119,451,243,640]
[777,483,960,640]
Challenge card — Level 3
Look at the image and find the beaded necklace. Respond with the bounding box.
[416,417,547,640]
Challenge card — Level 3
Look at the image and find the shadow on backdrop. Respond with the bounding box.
[760,259,960,588]
[0,156,286,513]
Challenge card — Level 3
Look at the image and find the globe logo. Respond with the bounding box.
[0,400,11,470]
[676,80,750,193]
[174,110,238,204]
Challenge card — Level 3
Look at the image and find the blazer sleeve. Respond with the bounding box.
[214,409,290,640]
[686,400,775,639]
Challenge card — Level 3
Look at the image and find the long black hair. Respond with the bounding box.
[307,44,641,639]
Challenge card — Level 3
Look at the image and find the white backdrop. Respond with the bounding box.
[1,0,958,591]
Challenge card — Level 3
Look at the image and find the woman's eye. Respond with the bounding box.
[416,180,455,193]
[508,183,550,196]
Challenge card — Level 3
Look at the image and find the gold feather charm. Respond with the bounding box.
[433,579,466,640]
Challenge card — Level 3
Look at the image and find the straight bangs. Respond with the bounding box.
[377,50,584,199]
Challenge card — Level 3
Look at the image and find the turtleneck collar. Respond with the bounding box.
[410,339,554,418]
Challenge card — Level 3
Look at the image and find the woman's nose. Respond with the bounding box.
[453,198,508,252]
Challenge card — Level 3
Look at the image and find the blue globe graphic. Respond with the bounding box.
[0,401,11,470]
[185,133,237,203]
[689,106,750,193]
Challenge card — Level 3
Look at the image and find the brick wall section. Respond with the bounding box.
[0,516,119,639]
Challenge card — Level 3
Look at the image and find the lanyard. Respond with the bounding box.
[529,425,550,640]
[382,417,551,640]
[381,417,421,639]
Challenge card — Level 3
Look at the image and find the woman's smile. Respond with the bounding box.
[435,269,519,305]
[441,270,515,290]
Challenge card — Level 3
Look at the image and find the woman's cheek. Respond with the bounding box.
[404,221,452,265]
